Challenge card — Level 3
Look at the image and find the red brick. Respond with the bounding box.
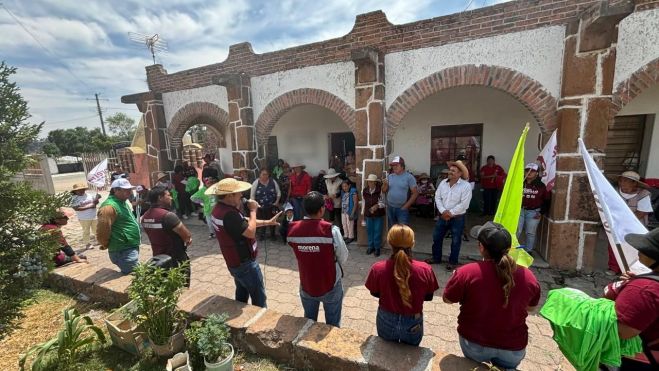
[546,221,581,270]
[583,98,613,151]
[561,37,597,97]
[557,107,581,153]
[368,102,384,146]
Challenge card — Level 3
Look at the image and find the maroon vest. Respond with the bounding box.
[211,202,257,268]
[287,219,336,296]
[141,206,184,257]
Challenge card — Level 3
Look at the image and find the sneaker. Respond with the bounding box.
[374,250,381,257]
[208,233,215,240]
[182,215,189,220]
[445,264,455,271]
[366,248,374,255]
[345,238,354,244]
[424,258,441,265]
[191,212,199,217]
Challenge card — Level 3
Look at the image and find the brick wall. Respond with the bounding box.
[145,0,603,93]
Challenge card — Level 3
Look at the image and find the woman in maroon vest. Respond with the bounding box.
[365,224,439,346]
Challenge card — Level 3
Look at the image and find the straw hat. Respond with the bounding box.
[324,168,340,178]
[205,178,252,196]
[418,173,430,180]
[155,171,168,181]
[618,171,648,188]
[365,174,380,182]
[447,160,469,180]
[71,183,88,192]
[290,162,305,169]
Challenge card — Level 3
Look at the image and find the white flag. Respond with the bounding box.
[537,130,557,191]
[87,158,108,188]
[578,139,650,274]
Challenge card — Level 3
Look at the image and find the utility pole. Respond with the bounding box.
[87,93,109,135]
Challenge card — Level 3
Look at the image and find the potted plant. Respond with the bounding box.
[127,261,188,357]
[186,313,234,371]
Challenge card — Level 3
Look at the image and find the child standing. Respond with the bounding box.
[340,179,358,244]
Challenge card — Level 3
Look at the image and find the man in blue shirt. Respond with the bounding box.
[381,156,418,226]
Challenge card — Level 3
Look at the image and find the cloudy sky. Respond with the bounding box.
[1,0,508,136]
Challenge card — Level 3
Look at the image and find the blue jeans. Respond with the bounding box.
[431,214,465,264]
[299,280,343,327]
[387,206,410,227]
[228,260,267,308]
[366,216,384,252]
[459,336,526,370]
[109,247,139,274]
[291,197,305,221]
[376,307,424,346]
[517,208,541,251]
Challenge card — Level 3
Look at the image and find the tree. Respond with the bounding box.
[0,61,68,340]
[106,112,136,142]
[47,126,113,156]
[41,142,61,157]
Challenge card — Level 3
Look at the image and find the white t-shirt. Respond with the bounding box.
[619,191,653,213]
[71,193,98,220]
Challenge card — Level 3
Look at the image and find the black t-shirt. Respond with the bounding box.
[223,209,252,263]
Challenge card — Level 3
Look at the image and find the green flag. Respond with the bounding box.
[494,123,534,268]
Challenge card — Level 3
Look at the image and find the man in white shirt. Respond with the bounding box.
[425,160,473,270]
[70,183,101,249]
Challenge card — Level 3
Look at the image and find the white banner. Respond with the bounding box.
[537,130,557,191]
[87,158,108,188]
[578,139,650,274]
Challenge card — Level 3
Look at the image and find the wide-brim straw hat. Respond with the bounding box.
[155,171,168,180]
[366,174,380,182]
[324,168,340,178]
[71,183,88,192]
[618,171,648,188]
[418,173,430,180]
[290,163,305,169]
[205,178,252,196]
[447,160,469,180]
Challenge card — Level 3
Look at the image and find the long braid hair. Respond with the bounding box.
[387,224,415,308]
[478,223,517,308]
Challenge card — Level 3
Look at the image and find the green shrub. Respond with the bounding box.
[190,313,231,364]
[18,308,106,370]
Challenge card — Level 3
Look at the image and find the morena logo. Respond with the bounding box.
[297,245,320,253]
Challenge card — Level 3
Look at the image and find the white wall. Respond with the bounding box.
[618,84,659,180]
[392,86,540,175]
[614,8,659,88]
[251,62,355,121]
[162,85,229,125]
[385,26,565,108]
[271,104,352,175]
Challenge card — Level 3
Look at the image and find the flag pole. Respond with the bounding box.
[615,243,630,272]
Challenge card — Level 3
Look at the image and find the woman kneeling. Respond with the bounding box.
[443,222,540,370]
[365,224,439,346]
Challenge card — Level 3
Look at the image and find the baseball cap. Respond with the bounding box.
[525,163,539,171]
[390,156,405,166]
[111,178,134,189]
[625,228,659,262]
[477,222,512,253]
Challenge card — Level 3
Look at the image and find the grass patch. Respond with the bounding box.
[1,288,294,370]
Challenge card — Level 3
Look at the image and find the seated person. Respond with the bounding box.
[40,210,87,266]
[415,173,435,218]
[279,203,295,242]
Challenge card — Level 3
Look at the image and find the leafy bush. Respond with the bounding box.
[187,313,231,364]
[19,308,106,370]
[0,61,70,339]
[127,262,188,345]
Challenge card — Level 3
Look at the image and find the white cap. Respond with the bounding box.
[111,178,134,189]
[525,163,539,171]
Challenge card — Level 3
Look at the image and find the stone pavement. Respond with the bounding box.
[58,205,614,370]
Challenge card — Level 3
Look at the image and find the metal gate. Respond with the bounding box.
[604,115,646,177]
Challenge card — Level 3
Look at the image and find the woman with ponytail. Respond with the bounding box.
[365,224,439,346]
[443,222,540,370]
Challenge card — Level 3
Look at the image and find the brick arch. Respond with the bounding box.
[168,101,230,145]
[612,57,659,114]
[255,88,355,142]
[386,65,558,139]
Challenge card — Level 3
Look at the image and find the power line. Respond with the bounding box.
[1,3,91,92]
[46,114,100,124]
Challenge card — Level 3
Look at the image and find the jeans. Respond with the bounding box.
[228,260,267,308]
[482,188,498,215]
[366,216,384,252]
[299,280,343,327]
[291,197,305,221]
[431,214,465,264]
[459,336,526,371]
[517,208,541,251]
[109,247,139,274]
[376,307,424,346]
[387,206,410,227]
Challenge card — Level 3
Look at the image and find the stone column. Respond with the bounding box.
[352,48,386,246]
[214,73,257,179]
[121,91,171,187]
[546,2,632,271]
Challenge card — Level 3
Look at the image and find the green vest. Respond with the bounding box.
[101,195,141,252]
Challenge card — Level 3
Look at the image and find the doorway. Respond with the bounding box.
[329,132,355,172]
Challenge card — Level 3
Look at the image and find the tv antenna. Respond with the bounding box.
[128,32,168,64]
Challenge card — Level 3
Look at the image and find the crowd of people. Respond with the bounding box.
[42,153,657,370]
